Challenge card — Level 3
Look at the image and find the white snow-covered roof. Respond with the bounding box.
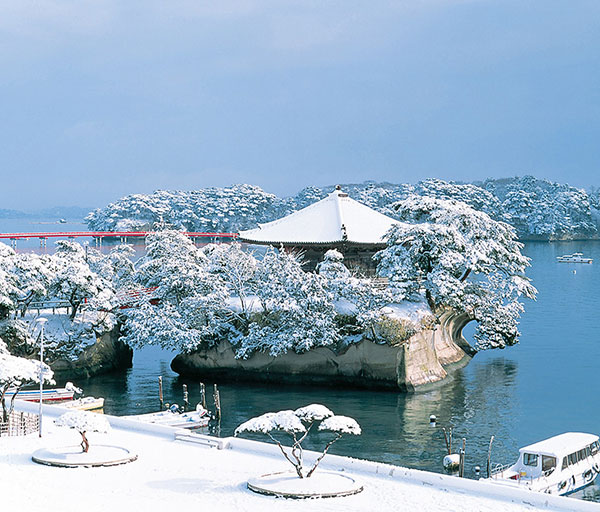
[520,433,598,457]
[239,188,401,246]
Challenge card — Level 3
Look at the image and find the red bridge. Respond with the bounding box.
[0,231,238,248]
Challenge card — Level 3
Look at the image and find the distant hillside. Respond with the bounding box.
[85,176,600,241]
[0,206,92,220]
[0,209,29,219]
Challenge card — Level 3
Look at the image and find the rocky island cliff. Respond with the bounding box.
[172,310,474,391]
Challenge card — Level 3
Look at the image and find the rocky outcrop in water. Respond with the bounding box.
[50,326,133,380]
[171,309,474,391]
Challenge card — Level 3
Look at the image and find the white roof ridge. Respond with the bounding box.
[239,187,400,245]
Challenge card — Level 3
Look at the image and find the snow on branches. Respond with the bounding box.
[84,178,600,241]
[235,248,339,358]
[317,249,392,337]
[119,230,231,352]
[55,410,110,453]
[0,337,54,421]
[235,404,360,478]
[85,185,288,233]
[376,196,537,349]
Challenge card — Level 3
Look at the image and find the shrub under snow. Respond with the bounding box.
[55,410,111,453]
[235,403,360,478]
[0,338,54,422]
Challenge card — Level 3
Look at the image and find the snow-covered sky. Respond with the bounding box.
[1,1,599,209]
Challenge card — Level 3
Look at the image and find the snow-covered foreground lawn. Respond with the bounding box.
[1,402,596,512]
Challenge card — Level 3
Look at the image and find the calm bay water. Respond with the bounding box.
[5,219,599,500]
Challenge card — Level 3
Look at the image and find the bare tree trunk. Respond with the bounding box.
[0,386,8,423]
[80,431,89,453]
[267,433,304,478]
[306,433,343,478]
[460,268,472,282]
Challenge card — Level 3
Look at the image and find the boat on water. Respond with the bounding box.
[4,387,75,403]
[51,396,105,412]
[557,253,593,263]
[485,432,600,496]
[125,404,211,429]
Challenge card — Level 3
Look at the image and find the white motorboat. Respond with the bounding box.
[125,404,211,429]
[51,397,105,411]
[486,432,600,496]
[557,253,593,263]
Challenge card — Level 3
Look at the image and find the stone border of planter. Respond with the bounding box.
[32,444,138,468]
[247,470,363,499]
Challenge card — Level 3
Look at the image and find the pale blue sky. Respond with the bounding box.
[1,1,599,209]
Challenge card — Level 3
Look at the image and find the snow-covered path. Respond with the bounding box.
[1,402,597,512]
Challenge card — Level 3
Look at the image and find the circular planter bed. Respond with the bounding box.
[32,444,137,468]
[247,470,363,499]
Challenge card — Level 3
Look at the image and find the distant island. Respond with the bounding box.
[0,206,92,220]
[85,176,600,241]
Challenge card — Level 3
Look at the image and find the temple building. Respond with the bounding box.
[239,186,401,273]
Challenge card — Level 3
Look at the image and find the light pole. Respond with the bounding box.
[37,317,48,438]
[83,241,89,263]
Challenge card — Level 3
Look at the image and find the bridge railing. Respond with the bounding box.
[0,231,239,240]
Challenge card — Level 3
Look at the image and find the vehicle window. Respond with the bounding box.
[568,453,577,466]
[578,449,586,461]
[592,443,599,456]
[523,453,538,466]
[542,456,556,472]
[562,457,568,470]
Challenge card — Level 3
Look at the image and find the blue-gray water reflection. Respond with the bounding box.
[47,240,600,501]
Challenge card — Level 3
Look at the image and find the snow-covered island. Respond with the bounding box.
[164,192,534,390]
[86,176,600,241]
[0,241,132,379]
[0,188,537,389]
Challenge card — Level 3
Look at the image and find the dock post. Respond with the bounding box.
[158,376,164,409]
[199,382,206,409]
[442,427,452,454]
[183,384,189,412]
[486,436,494,478]
[213,384,221,421]
[459,438,466,477]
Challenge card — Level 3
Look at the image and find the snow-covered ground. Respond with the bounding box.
[2,401,597,512]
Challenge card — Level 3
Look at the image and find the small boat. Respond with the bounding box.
[486,432,600,496]
[51,397,105,412]
[125,404,210,430]
[4,387,75,403]
[557,253,593,263]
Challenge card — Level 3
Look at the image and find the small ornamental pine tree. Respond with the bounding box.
[55,410,110,453]
[234,404,361,478]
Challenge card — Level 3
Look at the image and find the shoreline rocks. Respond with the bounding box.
[171,310,474,391]
[50,326,133,380]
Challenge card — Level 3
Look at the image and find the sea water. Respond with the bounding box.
[4,221,599,500]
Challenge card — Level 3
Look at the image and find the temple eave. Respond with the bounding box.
[239,239,386,248]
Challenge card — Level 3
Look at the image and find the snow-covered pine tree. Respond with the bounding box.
[48,241,107,320]
[317,249,392,338]
[120,230,230,352]
[235,248,338,358]
[376,195,536,349]
[0,338,54,422]
[202,242,258,332]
